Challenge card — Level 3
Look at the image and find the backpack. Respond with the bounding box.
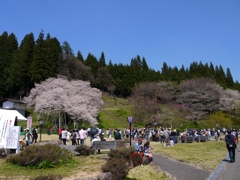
[160,131,164,136]
[32,128,37,135]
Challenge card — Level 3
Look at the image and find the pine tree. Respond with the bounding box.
[77,50,84,62]
[19,33,35,95]
[99,51,106,67]
[225,68,234,89]
[84,53,99,77]
[0,32,18,98]
[62,41,74,55]
[215,65,227,88]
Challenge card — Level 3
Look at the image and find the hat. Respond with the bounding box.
[25,128,29,131]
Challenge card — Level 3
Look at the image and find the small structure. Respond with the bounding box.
[0,98,26,116]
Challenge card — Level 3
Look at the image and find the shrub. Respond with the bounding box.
[6,144,73,168]
[107,146,135,161]
[74,145,94,156]
[131,152,142,166]
[102,158,129,180]
[0,148,8,158]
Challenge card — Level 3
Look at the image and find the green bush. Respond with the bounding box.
[6,144,73,168]
[74,145,94,156]
[102,158,129,180]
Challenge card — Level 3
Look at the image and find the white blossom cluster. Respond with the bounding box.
[23,76,103,125]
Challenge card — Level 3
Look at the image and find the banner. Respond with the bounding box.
[0,119,15,148]
[6,126,20,150]
[27,116,32,128]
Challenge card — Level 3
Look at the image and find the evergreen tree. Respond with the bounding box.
[99,51,106,67]
[161,62,170,81]
[95,67,115,92]
[45,34,62,77]
[225,68,234,89]
[84,53,99,77]
[19,33,35,95]
[62,41,74,55]
[0,32,18,98]
[215,65,227,88]
[77,50,84,62]
[209,62,215,78]
[29,30,61,83]
[178,65,186,82]
[189,61,199,78]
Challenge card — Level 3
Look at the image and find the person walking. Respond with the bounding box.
[23,128,32,146]
[225,129,237,163]
[47,126,51,135]
[71,130,77,145]
[61,128,68,145]
[31,126,38,143]
[79,127,87,145]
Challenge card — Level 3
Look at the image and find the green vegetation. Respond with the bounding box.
[0,137,227,179]
[6,144,74,168]
[151,141,227,170]
[98,95,134,128]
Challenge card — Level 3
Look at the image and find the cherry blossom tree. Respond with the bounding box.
[23,76,103,126]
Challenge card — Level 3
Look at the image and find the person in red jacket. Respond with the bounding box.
[58,127,62,140]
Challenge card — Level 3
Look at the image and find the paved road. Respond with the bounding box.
[153,153,212,180]
[58,141,240,180]
[209,145,240,180]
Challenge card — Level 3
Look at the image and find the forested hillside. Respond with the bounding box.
[0,30,239,99]
[1,30,240,129]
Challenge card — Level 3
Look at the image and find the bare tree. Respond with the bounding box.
[23,76,103,126]
[177,77,222,122]
[129,81,174,123]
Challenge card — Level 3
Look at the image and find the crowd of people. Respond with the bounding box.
[20,125,239,164]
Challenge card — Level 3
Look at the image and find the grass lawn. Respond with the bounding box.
[151,140,227,171]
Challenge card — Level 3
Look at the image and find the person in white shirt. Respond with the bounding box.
[79,127,87,145]
[61,128,68,145]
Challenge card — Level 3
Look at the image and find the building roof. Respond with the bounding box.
[0,98,25,104]
[0,109,27,120]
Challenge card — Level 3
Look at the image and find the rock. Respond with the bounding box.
[97,172,112,180]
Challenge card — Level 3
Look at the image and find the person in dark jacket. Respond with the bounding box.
[114,129,121,140]
[225,129,236,163]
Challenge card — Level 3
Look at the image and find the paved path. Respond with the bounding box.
[153,153,212,180]
[209,145,240,180]
[57,140,240,180]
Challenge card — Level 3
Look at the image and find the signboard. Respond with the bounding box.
[6,126,20,150]
[27,116,32,128]
[0,119,15,148]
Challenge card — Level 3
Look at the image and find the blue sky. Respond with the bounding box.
[1,0,240,81]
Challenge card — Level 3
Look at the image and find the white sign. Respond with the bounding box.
[27,116,32,128]
[0,119,15,148]
[6,126,20,150]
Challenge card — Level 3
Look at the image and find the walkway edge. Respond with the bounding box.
[208,154,228,180]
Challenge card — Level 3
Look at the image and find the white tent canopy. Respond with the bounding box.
[0,109,27,121]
